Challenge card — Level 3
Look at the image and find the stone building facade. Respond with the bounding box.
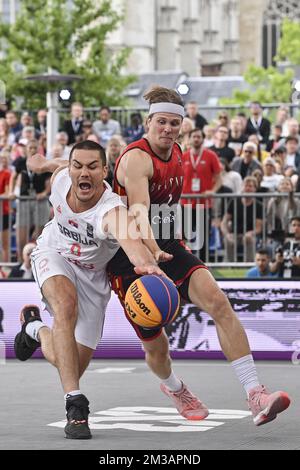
[1,0,300,76]
[108,0,300,76]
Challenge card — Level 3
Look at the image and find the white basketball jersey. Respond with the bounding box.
[36,168,124,271]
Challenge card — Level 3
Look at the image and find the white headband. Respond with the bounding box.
[149,102,185,118]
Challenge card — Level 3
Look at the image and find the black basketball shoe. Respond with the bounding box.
[65,394,92,439]
[14,305,42,361]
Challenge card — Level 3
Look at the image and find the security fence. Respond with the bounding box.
[0,192,299,266]
[180,192,300,264]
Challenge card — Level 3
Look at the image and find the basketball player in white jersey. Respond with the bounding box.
[14,140,166,440]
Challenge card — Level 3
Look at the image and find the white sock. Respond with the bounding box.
[25,320,46,342]
[64,390,82,401]
[231,354,260,397]
[161,371,182,392]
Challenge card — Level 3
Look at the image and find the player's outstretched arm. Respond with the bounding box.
[27,153,68,174]
[103,205,165,276]
[123,150,173,264]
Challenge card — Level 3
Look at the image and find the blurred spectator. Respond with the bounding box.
[20,112,33,128]
[52,131,72,159]
[10,140,27,161]
[246,249,276,278]
[270,217,300,278]
[78,119,98,143]
[247,134,270,162]
[15,113,39,143]
[51,144,64,160]
[228,117,247,156]
[0,118,9,150]
[185,101,207,130]
[236,112,248,134]
[35,109,47,136]
[10,139,51,260]
[285,136,300,171]
[212,180,233,234]
[63,102,84,144]
[221,176,262,261]
[92,106,121,148]
[275,106,290,137]
[86,134,100,144]
[272,146,286,173]
[106,137,122,186]
[8,242,35,279]
[181,128,222,261]
[220,157,242,193]
[266,124,283,152]
[6,111,22,145]
[251,168,268,194]
[0,151,11,262]
[17,126,36,145]
[203,124,216,147]
[178,117,195,151]
[123,112,144,144]
[210,126,235,164]
[282,118,300,143]
[231,142,262,179]
[217,111,230,129]
[267,177,300,234]
[278,118,300,149]
[246,101,271,144]
[38,134,47,156]
[261,157,283,191]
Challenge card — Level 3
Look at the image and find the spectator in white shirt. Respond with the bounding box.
[261,157,284,191]
[92,106,121,149]
[285,136,300,171]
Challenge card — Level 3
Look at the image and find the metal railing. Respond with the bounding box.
[180,192,300,264]
[0,195,48,264]
[1,192,299,266]
[13,102,300,130]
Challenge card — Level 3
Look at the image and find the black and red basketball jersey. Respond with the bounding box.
[113,138,184,206]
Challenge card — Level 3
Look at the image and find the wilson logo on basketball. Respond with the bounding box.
[130,284,151,316]
[125,302,137,319]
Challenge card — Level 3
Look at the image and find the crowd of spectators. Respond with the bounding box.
[1,99,300,278]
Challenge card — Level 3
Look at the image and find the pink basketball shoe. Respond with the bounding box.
[247,385,291,426]
[160,382,209,420]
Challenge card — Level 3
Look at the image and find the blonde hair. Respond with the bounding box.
[143,85,183,106]
[243,176,258,189]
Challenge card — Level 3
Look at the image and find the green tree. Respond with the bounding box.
[276,18,300,65]
[220,65,294,105]
[0,0,135,108]
[220,18,298,106]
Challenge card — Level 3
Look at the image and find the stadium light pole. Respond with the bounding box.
[25,70,82,154]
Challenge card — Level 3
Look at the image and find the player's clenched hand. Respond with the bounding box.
[153,250,173,263]
[134,265,174,285]
[134,264,165,276]
[27,153,46,173]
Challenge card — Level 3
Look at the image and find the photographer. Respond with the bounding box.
[270,217,300,278]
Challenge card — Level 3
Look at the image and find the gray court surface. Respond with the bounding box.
[0,359,298,450]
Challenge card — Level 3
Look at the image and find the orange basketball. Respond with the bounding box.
[125,275,180,328]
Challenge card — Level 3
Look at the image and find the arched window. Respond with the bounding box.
[262,1,300,68]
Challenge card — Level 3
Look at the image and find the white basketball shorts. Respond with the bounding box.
[31,248,111,349]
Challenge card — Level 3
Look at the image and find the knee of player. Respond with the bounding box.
[145,347,170,362]
[205,289,232,320]
[52,298,77,328]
